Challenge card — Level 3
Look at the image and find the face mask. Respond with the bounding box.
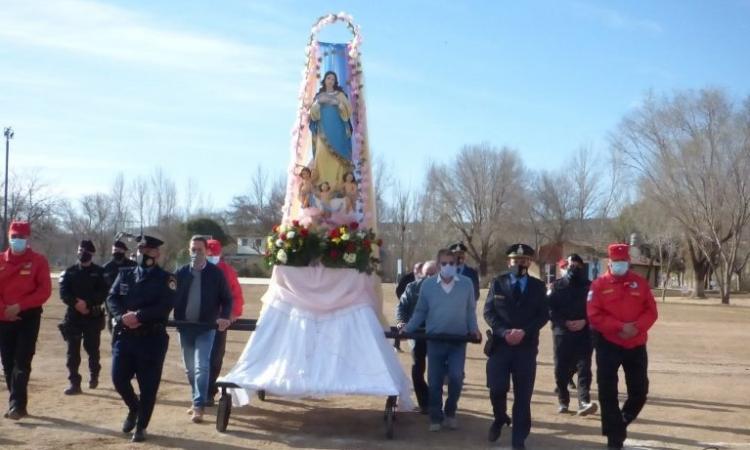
[78,252,93,263]
[207,256,220,265]
[9,238,27,253]
[136,253,155,269]
[440,264,456,279]
[511,263,528,277]
[112,252,125,262]
[610,261,629,276]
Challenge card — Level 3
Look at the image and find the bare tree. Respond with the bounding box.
[612,88,750,304]
[130,176,150,233]
[426,143,525,276]
[226,165,284,236]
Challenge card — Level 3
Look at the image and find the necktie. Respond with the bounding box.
[513,280,522,302]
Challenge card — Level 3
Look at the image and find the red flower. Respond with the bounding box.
[300,228,309,237]
[349,221,359,230]
[329,228,340,238]
[329,249,339,259]
[272,224,279,233]
[376,239,383,246]
[292,220,300,227]
[280,232,287,240]
[346,242,356,252]
[363,239,371,247]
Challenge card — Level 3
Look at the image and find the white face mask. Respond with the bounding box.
[207,256,220,265]
[610,261,629,276]
[440,263,456,279]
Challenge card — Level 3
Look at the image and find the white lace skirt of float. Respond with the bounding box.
[218,296,413,409]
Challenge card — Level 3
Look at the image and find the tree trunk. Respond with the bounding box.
[692,262,708,299]
[721,270,732,305]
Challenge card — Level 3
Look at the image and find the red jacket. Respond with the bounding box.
[217,260,244,318]
[587,269,658,349]
[0,248,52,321]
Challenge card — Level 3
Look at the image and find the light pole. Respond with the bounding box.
[3,127,13,250]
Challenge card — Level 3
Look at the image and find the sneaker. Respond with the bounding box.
[191,407,204,423]
[577,402,598,416]
[186,406,194,414]
[444,416,458,430]
[429,423,441,432]
[557,403,569,414]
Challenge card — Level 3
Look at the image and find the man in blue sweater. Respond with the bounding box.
[403,249,480,431]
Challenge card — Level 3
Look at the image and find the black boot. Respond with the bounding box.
[132,428,146,442]
[488,416,511,442]
[122,410,137,433]
[88,375,99,389]
[64,383,82,395]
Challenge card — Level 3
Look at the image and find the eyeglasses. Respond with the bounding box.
[440,261,455,266]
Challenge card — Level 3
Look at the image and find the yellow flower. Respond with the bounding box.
[341,233,350,241]
[332,238,341,244]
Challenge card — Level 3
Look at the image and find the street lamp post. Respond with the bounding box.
[3,127,13,250]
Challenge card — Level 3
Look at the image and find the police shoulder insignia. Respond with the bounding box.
[168,276,177,291]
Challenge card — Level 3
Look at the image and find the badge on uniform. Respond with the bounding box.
[494,294,505,300]
[168,276,177,291]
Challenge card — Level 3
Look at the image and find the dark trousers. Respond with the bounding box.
[111,332,169,431]
[63,318,103,384]
[411,339,428,410]
[487,345,537,448]
[0,308,42,412]
[553,331,593,405]
[594,335,649,445]
[208,329,227,399]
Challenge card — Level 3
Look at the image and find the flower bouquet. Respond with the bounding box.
[264,220,321,267]
[320,222,381,274]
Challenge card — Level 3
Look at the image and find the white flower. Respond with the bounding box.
[341,233,350,241]
[287,231,296,239]
[275,239,284,248]
[276,249,288,264]
[279,224,289,233]
[343,252,357,264]
[357,230,366,238]
[370,243,379,254]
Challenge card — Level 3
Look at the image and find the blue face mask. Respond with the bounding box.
[610,261,629,276]
[440,263,456,279]
[207,256,220,265]
[10,238,27,253]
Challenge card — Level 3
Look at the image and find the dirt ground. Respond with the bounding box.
[1,282,749,450]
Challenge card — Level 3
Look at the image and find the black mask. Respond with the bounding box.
[78,252,93,263]
[112,252,125,262]
[512,263,528,277]
[567,266,582,279]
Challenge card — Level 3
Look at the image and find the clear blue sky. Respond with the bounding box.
[2,0,749,209]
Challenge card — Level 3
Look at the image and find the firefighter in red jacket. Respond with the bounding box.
[206,239,244,404]
[587,243,658,450]
[0,221,52,420]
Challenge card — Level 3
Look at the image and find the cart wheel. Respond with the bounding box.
[384,396,396,439]
[216,393,232,432]
[257,390,266,401]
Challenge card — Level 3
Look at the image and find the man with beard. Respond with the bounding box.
[484,244,548,449]
[58,240,109,395]
[548,253,597,416]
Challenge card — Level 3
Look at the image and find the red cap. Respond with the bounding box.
[207,239,222,256]
[608,243,630,262]
[557,258,568,269]
[9,221,31,237]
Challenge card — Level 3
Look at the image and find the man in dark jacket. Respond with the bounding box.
[484,244,549,449]
[173,236,232,424]
[395,260,437,413]
[103,240,137,333]
[394,262,422,352]
[58,240,109,395]
[450,242,480,301]
[108,234,175,442]
[548,253,597,416]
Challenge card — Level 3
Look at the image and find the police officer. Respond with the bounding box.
[548,253,597,416]
[107,235,176,442]
[484,244,548,449]
[588,244,658,450]
[58,240,109,395]
[449,242,480,301]
[102,240,137,333]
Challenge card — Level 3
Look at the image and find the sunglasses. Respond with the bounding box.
[440,261,456,266]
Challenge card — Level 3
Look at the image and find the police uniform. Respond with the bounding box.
[102,240,137,333]
[58,240,109,394]
[587,244,658,450]
[449,242,480,301]
[107,235,176,442]
[484,244,548,449]
[548,254,595,414]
